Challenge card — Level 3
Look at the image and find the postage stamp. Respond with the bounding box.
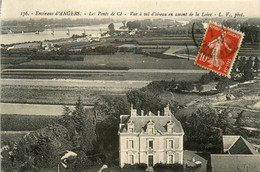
[194,23,244,77]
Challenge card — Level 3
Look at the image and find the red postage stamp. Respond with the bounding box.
[194,23,244,77]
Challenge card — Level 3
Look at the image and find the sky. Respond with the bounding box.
[1,0,259,20]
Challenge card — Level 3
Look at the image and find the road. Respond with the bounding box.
[2,68,208,73]
[0,78,151,88]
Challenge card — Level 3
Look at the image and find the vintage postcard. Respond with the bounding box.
[1,0,259,172]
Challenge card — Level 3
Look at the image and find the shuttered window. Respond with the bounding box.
[128,140,134,149]
[168,140,174,149]
[168,155,174,164]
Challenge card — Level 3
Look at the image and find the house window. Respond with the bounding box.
[148,140,153,149]
[129,155,134,165]
[148,155,153,167]
[167,121,174,133]
[128,120,134,133]
[129,127,134,133]
[168,155,174,164]
[168,140,174,149]
[148,128,153,134]
[128,140,134,149]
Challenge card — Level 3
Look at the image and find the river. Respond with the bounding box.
[1,23,122,44]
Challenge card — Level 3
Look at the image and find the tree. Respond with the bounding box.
[222,19,239,30]
[59,106,72,128]
[177,81,194,92]
[6,124,71,172]
[242,57,254,81]
[184,106,231,152]
[72,97,85,134]
[108,23,115,34]
[199,73,212,84]
[253,57,259,73]
[126,21,141,30]
[196,83,203,92]
[216,108,232,133]
[31,134,59,169]
[72,97,97,152]
[94,96,129,120]
[58,106,80,147]
[245,57,253,70]
[126,89,163,114]
[230,58,239,79]
[188,19,205,34]
[72,151,93,171]
[242,68,254,81]
[215,77,231,91]
[235,110,245,127]
[237,56,247,73]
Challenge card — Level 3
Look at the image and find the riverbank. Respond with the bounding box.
[1,22,122,44]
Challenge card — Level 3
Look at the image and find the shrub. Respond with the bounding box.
[176,81,194,92]
[196,83,203,92]
[153,163,184,172]
[123,163,147,172]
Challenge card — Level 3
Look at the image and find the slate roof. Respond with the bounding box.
[119,114,184,134]
[240,137,259,155]
[223,135,240,152]
[223,135,259,154]
[211,154,260,172]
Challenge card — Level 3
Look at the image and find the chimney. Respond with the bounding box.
[148,111,152,116]
[164,103,171,116]
[141,110,144,116]
[131,104,137,116]
[157,110,160,116]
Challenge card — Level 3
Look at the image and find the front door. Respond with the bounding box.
[148,155,153,167]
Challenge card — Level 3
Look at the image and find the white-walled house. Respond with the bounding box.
[118,104,184,168]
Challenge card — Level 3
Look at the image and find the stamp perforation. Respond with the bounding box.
[194,22,244,78]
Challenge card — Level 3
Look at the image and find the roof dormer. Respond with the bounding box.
[127,120,135,133]
[147,119,155,134]
[167,120,174,133]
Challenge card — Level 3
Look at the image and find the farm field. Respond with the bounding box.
[1,52,206,80]
[1,114,58,131]
[7,52,201,70]
[0,72,204,104]
[0,103,93,116]
[1,69,205,81]
[0,83,129,105]
[1,131,30,146]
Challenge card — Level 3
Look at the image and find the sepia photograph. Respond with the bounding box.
[0,0,259,171]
